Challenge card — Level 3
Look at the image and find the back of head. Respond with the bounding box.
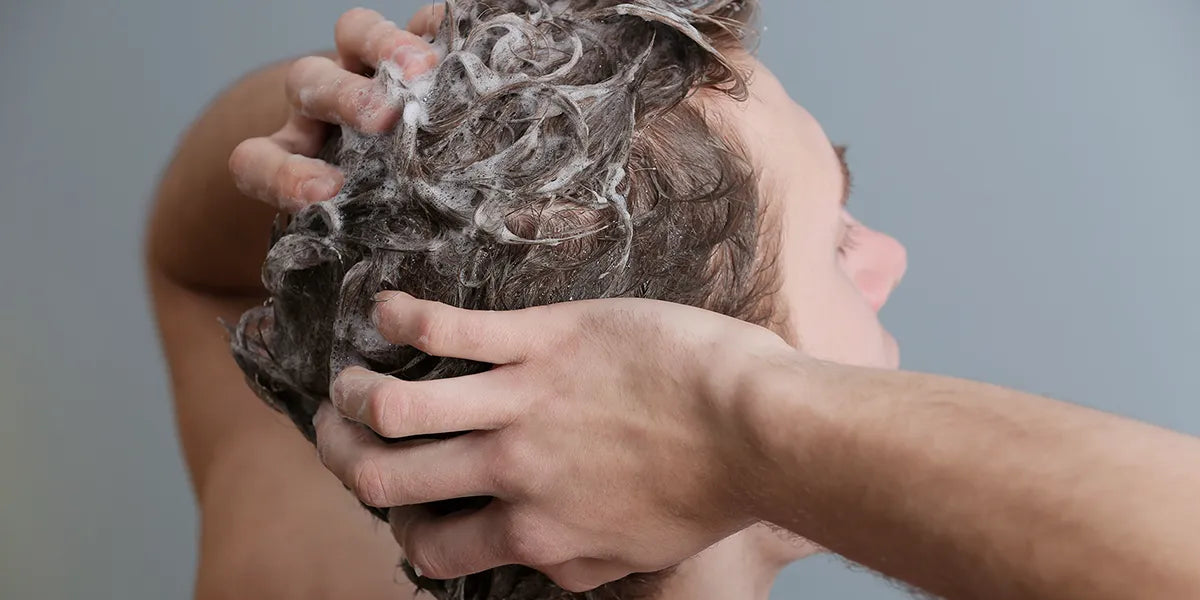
[231,1,774,598]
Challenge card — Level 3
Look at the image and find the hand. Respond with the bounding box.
[228,5,443,212]
[313,292,800,592]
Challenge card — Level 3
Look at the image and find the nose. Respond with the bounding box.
[881,232,908,291]
[858,228,908,312]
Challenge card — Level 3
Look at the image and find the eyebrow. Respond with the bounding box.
[833,144,853,207]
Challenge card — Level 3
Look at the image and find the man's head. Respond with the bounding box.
[232,0,905,598]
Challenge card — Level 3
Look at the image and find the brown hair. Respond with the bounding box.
[231,1,777,598]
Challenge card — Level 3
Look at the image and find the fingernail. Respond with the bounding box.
[373,291,402,303]
[331,366,368,394]
[301,176,341,203]
[312,401,331,427]
[371,291,401,328]
[333,368,386,419]
[353,85,378,112]
[389,46,416,75]
[358,91,398,132]
[390,46,436,81]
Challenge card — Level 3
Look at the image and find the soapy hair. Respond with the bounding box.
[231,1,778,598]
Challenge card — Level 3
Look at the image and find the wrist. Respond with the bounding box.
[735,351,851,535]
[710,327,827,524]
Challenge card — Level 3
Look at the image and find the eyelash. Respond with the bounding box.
[838,216,861,256]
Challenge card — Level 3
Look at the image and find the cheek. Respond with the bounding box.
[783,266,891,368]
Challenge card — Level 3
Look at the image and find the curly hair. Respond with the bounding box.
[230,1,779,598]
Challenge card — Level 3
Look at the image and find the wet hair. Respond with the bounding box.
[231,1,780,598]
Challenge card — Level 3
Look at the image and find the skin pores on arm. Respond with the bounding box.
[742,357,1200,600]
[146,60,415,599]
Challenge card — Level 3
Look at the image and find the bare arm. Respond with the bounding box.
[145,8,446,595]
[311,294,1200,598]
[145,58,410,599]
[744,357,1200,600]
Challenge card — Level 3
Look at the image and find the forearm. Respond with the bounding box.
[144,53,333,475]
[146,268,274,485]
[145,60,409,596]
[744,357,1200,600]
[194,426,404,600]
[148,269,413,599]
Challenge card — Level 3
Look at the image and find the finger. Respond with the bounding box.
[229,126,343,211]
[364,20,440,81]
[542,559,634,593]
[285,55,397,134]
[331,366,521,438]
[314,403,500,507]
[336,7,438,78]
[406,4,446,39]
[271,112,328,156]
[335,8,388,72]
[371,292,533,364]
[390,503,518,580]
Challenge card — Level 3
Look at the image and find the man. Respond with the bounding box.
[232,1,837,597]
[147,2,1200,600]
[155,2,809,597]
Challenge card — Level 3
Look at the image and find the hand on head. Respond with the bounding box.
[227,2,796,593]
[228,6,443,212]
[313,291,797,592]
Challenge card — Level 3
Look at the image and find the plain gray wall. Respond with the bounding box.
[1,1,1197,598]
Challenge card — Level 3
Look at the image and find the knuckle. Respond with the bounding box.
[366,382,405,437]
[350,457,390,507]
[503,430,557,496]
[335,80,377,129]
[489,437,533,497]
[500,511,561,567]
[504,526,552,567]
[410,309,447,351]
[271,158,307,201]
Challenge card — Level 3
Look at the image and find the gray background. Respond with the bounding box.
[1,0,1197,598]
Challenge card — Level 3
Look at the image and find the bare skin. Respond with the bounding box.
[150,4,1200,600]
[153,6,791,599]
[145,8,442,599]
[318,293,1200,599]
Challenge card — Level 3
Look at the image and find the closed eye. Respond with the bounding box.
[838,210,862,257]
